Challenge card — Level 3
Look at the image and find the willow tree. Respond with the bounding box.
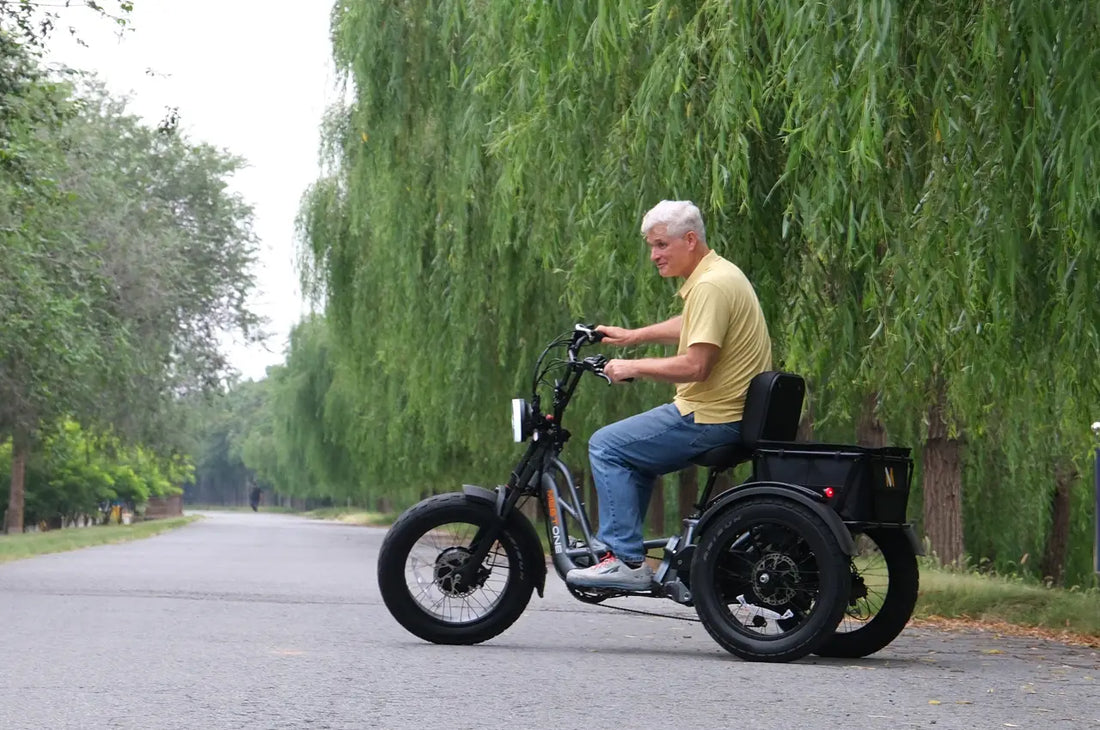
[303,0,1100,584]
[246,317,366,505]
[862,2,1100,572]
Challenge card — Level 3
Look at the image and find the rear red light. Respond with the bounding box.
[824,487,835,499]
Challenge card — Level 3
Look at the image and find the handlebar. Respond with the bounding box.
[543,323,633,389]
[574,327,634,385]
[569,323,604,352]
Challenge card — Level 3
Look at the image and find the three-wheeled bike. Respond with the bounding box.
[377,324,923,662]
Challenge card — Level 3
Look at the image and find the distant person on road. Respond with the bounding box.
[249,486,262,512]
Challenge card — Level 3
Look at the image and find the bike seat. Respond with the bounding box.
[690,443,752,469]
[688,371,806,471]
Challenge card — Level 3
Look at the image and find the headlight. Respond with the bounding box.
[511,398,532,442]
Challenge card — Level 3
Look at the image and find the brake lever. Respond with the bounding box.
[584,355,633,385]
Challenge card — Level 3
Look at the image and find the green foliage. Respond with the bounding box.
[280,0,1100,585]
[1,421,190,527]
[0,1,134,47]
[243,317,363,501]
[183,382,263,506]
[51,82,260,439]
[0,39,259,528]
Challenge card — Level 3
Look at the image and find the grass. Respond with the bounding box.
[303,507,395,526]
[182,505,394,524]
[0,516,199,564]
[184,503,298,514]
[915,562,1100,643]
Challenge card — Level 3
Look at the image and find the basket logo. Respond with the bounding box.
[884,466,896,488]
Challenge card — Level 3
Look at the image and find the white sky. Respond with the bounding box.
[45,2,339,381]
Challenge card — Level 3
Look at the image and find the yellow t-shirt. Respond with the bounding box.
[673,250,772,423]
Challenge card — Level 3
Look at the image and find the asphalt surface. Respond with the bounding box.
[0,510,1096,730]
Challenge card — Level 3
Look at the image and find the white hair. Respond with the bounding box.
[640,200,706,243]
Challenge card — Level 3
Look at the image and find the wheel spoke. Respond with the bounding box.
[712,520,828,638]
[402,520,512,625]
[837,537,891,630]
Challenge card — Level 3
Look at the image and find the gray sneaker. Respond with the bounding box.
[566,554,654,590]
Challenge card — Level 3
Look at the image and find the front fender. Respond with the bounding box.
[462,485,547,597]
[697,481,856,556]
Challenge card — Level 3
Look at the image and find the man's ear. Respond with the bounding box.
[684,230,698,250]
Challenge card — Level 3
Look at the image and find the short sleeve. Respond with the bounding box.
[682,282,730,347]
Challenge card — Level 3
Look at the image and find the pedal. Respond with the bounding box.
[661,579,693,605]
[566,584,623,604]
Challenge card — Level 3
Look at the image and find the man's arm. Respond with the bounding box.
[596,315,681,346]
[603,343,719,384]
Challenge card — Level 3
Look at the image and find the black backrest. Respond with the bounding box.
[740,371,805,447]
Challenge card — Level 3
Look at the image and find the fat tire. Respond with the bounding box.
[693,497,850,662]
[377,493,535,645]
[815,527,919,658]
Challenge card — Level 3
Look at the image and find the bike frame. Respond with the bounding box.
[461,326,707,603]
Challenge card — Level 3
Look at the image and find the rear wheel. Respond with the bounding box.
[377,493,536,644]
[693,498,850,662]
[815,527,919,658]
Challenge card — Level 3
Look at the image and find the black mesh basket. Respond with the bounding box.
[753,443,912,523]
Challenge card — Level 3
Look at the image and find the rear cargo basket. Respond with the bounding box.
[753,444,912,523]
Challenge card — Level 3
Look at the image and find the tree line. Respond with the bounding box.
[208,1,1099,588]
[0,8,259,531]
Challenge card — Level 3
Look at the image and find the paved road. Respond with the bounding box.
[0,511,1096,729]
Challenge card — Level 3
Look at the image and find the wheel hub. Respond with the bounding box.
[434,547,488,597]
[751,553,798,606]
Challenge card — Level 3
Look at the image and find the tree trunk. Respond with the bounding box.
[677,466,698,521]
[922,389,964,566]
[1039,460,1076,586]
[4,428,29,534]
[856,392,887,448]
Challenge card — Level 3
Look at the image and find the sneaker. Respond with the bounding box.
[566,554,654,590]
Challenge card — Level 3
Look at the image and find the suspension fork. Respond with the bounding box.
[455,443,541,587]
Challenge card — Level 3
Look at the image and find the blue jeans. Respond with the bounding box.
[589,403,742,563]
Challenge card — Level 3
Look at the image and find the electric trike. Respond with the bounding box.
[377,325,922,662]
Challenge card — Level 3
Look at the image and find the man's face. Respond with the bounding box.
[645,224,697,278]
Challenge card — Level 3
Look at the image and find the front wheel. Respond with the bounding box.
[377,493,536,644]
[692,497,851,662]
[814,527,919,658]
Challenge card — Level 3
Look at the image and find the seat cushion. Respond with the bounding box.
[690,443,752,469]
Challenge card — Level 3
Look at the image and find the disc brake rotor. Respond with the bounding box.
[751,552,799,606]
